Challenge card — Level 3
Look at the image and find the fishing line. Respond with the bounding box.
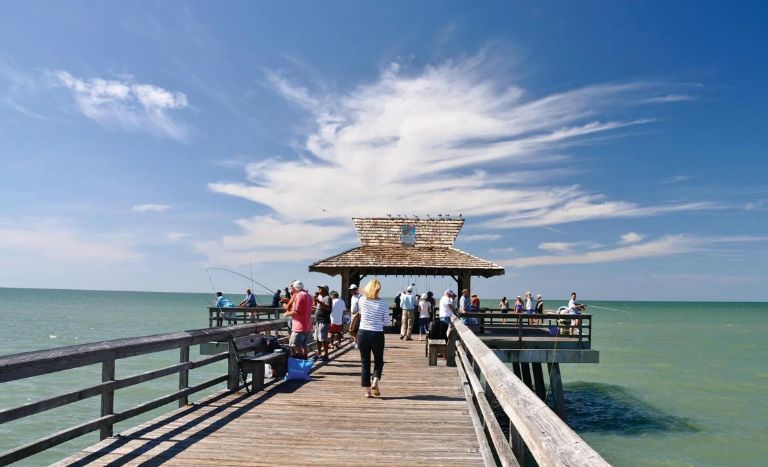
[588,305,630,314]
[204,267,275,295]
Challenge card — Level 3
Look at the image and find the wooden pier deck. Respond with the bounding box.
[54,338,484,466]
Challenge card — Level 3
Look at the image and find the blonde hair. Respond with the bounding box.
[362,278,382,300]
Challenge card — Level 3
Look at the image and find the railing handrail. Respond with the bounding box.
[0,320,286,384]
[453,319,610,467]
[460,311,593,318]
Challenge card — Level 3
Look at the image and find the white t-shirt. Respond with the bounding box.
[330,298,346,325]
[350,293,360,314]
[459,295,469,312]
[567,299,579,314]
[418,299,431,318]
[439,295,455,318]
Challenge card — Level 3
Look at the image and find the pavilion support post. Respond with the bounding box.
[340,268,350,305]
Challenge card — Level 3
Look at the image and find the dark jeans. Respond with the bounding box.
[357,329,384,387]
[419,317,431,334]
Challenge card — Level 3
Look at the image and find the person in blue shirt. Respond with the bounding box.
[215,292,237,325]
[239,289,257,307]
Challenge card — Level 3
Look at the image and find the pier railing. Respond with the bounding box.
[0,319,287,466]
[459,311,593,348]
[207,306,285,327]
[453,319,609,466]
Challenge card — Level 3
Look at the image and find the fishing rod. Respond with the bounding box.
[203,267,276,295]
[587,304,630,314]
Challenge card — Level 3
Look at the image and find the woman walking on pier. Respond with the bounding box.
[357,278,390,398]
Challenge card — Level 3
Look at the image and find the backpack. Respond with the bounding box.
[427,320,448,340]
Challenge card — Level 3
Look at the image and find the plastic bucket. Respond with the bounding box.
[548,326,558,336]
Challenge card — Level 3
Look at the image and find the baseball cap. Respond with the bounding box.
[317,284,329,290]
[291,280,304,290]
[444,289,455,295]
[406,285,414,292]
[349,284,358,290]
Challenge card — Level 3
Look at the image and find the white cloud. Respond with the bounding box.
[538,241,601,253]
[460,234,502,242]
[620,232,644,244]
[661,174,695,184]
[209,55,711,234]
[644,94,696,103]
[165,232,190,242]
[194,215,353,267]
[50,70,190,141]
[133,204,173,213]
[0,219,142,263]
[504,235,768,268]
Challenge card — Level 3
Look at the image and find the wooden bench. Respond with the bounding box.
[426,327,457,367]
[229,334,287,393]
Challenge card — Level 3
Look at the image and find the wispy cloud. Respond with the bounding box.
[661,174,695,184]
[644,94,696,103]
[209,55,709,234]
[620,232,644,244]
[194,215,354,267]
[133,204,173,213]
[505,234,768,268]
[50,70,190,141]
[166,232,190,242]
[0,218,142,263]
[538,241,601,253]
[460,234,502,242]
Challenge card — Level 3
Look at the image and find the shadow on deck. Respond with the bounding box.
[55,339,484,466]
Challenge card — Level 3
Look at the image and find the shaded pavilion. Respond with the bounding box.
[309,217,505,302]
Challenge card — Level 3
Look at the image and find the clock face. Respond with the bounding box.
[401,224,416,246]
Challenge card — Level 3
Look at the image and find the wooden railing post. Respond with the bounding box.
[100,359,115,439]
[227,340,239,390]
[179,345,190,407]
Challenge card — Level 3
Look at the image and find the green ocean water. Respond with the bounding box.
[0,288,766,466]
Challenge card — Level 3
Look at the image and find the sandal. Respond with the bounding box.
[363,393,373,399]
[371,385,381,397]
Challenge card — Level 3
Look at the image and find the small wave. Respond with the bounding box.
[48,334,57,339]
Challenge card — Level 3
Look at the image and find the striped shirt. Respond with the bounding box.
[358,296,390,332]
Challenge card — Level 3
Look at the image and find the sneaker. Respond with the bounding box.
[400,335,404,340]
[406,337,413,341]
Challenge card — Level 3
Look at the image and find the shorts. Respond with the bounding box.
[314,322,330,342]
[289,331,310,348]
[329,323,343,334]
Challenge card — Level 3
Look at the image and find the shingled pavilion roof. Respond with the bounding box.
[309,217,505,278]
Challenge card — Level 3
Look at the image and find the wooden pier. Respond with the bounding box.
[54,338,484,466]
[0,318,609,466]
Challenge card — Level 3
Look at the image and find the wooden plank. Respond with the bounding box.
[179,346,190,407]
[454,321,610,467]
[457,346,520,467]
[99,360,115,439]
[0,320,288,383]
[56,339,485,466]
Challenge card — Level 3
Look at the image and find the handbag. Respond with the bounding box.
[348,312,361,336]
[284,356,313,381]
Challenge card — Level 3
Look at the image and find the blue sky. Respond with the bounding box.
[1,1,766,301]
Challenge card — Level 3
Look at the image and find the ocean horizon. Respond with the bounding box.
[1,288,766,466]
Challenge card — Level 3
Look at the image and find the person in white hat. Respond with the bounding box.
[283,280,312,358]
[399,285,417,340]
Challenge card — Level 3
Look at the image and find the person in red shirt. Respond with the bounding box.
[283,280,312,358]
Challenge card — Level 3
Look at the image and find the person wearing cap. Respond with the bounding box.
[283,280,312,358]
[567,292,586,335]
[525,291,537,325]
[329,290,346,349]
[438,290,456,325]
[459,289,471,314]
[399,285,417,340]
[535,294,544,314]
[313,285,332,361]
